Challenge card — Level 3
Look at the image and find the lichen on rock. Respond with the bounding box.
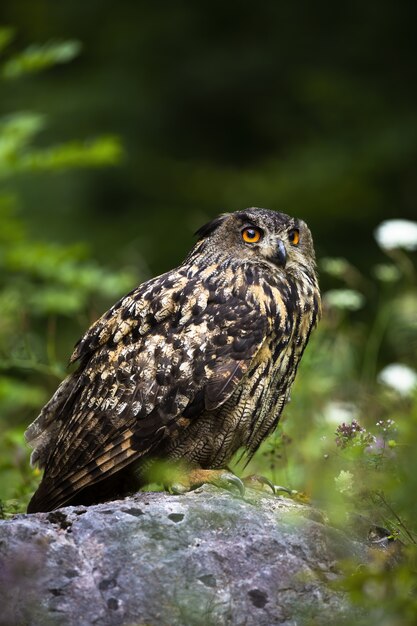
[0,486,364,626]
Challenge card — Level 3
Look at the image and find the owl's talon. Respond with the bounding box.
[241,476,299,497]
[193,470,246,497]
[166,469,245,497]
[274,485,299,497]
[169,483,188,495]
[242,474,276,494]
[221,473,245,497]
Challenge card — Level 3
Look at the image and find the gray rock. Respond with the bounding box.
[0,486,364,626]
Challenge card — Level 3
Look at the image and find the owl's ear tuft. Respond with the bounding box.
[194,214,229,240]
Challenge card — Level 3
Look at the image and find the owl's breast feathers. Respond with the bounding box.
[26,258,320,512]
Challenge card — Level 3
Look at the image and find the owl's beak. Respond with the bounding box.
[274,239,287,267]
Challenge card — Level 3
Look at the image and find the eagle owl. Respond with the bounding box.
[26,208,321,513]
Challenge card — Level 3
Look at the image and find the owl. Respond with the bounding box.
[26,208,321,513]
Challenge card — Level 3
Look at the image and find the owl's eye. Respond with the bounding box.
[288,229,300,245]
[242,227,262,244]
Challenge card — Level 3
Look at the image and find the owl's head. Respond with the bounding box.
[194,207,317,276]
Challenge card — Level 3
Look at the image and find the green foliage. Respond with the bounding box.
[0,112,122,175]
[2,39,82,79]
[0,28,122,177]
[0,28,138,516]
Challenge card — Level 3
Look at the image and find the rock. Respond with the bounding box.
[0,486,364,626]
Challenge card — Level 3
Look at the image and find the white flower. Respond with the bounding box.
[323,401,357,424]
[372,263,401,283]
[378,363,417,397]
[320,257,350,278]
[374,219,417,251]
[334,470,354,495]
[323,289,364,311]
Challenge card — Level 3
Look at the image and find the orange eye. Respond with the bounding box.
[289,229,300,245]
[242,227,262,243]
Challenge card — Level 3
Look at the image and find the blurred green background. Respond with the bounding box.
[2,1,416,270]
[1,2,417,621]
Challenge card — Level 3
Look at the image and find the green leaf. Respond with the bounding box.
[0,27,15,55]
[1,135,123,175]
[29,286,86,316]
[1,39,82,79]
[0,112,46,172]
[0,377,46,412]
[0,194,25,243]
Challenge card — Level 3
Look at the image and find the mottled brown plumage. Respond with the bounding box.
[26,208,321,512]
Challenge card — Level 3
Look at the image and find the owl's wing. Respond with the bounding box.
[27,265,282,511]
